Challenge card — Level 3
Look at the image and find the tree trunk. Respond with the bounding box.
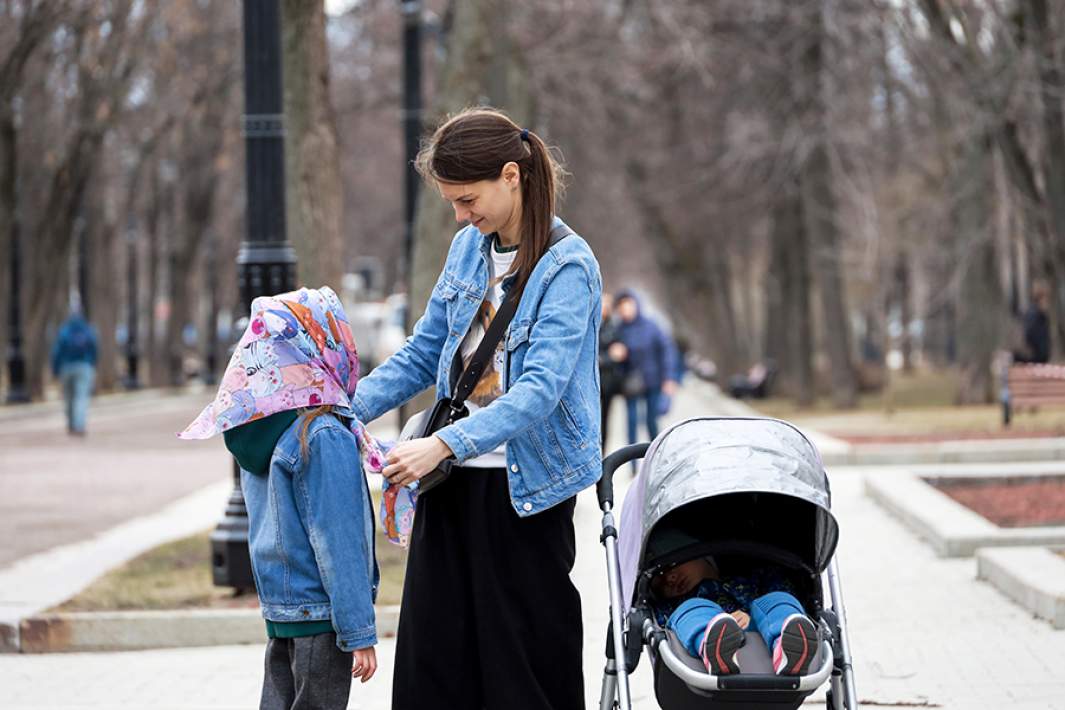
[23,129,103,399]
[282,0,345,291]
[765,184,814,406]
[956,141,1005,404]
[164,154,219,387]
[1028,0,1065,358]
[894,251,914,372]
[145,162,164,386]
[799,1,858,408]
[411,0,526,324]
[88,212,119,392]
[0,106,15,394]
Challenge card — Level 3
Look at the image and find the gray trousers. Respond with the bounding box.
[260,632,352,710]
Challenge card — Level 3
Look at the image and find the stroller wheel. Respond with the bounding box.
[700,613,744,675]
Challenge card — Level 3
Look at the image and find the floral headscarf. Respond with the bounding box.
[178,286,416,546]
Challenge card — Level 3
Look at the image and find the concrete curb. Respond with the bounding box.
[0,480,234,644]
[3,605,401,653]
[823,436,1065,467]
[977,547,1065,629]
[865,472,1065,557]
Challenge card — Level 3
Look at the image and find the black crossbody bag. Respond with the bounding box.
[406,225,573,493]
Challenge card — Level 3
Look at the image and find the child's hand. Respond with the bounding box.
[352,646,377,683]
[730,610,750,629]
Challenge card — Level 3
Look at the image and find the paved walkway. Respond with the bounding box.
[2,382,1065,708]
[0,389,230,567]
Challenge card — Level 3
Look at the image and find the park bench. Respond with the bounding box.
[1000,362,1065,426]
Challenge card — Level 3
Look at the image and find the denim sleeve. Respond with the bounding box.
[294,426,377,651]
[435,261,599,462]
[350,269,450,424]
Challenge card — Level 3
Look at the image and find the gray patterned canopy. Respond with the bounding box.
[618,417,840,610]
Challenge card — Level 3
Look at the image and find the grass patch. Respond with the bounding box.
[53,518,407,613]
[752,368,1065,437]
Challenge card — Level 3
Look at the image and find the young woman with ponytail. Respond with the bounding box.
[350,107,602,709]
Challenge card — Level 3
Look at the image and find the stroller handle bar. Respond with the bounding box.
[656,633,835,693]
[598,443,650,509]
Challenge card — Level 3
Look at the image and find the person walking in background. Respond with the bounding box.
[50,307,98,436]
[614,289,677,448]
[599,292,625,446]
[1013,281,1052,364]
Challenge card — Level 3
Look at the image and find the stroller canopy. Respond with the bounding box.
[618,417,840,610]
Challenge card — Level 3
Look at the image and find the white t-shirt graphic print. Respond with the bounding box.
[456,236,518,468]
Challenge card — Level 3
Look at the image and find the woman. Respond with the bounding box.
[350,108,602,709]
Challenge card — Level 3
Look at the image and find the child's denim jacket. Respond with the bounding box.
[352,217,603,515]
[241,414,379,652]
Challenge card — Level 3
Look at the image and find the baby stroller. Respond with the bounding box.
[596,417,859,710]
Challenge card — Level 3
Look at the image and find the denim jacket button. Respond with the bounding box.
[522,502,532,512]
[510,464,519,472]
[301,609,310,617]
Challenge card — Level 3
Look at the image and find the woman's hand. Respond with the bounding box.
[383,435,454,486]
[730,610,750,630]
[352,646,377,682]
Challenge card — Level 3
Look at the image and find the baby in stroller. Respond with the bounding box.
[650,527,819,678]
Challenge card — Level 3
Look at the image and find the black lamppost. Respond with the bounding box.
[203,231,219,386]
[124,216,140,389]
[211,0,296,590]
[397,0,422,426]
[75,213,89,318]
[400,0,422,307]
[6,215,28,404]
[4,94,27,403]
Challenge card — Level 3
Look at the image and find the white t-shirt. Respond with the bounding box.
[456,237,518,468]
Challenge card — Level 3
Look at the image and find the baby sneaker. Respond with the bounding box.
[772,614,817,676]
[699,612,745,675]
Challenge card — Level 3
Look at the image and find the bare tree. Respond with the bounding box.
[283,0,345,291]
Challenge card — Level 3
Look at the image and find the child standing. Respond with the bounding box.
[180,287,386,709]
[653,554,819,677]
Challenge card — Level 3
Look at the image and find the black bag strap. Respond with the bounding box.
[449,224,574,407]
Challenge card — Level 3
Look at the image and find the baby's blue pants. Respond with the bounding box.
[668,591,806,658]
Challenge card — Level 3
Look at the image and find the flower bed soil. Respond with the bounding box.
[929,475,1065,528]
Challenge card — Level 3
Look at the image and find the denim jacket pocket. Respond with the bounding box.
[558,396,589,451]
[506,321,531,351]
[441,282,462,335]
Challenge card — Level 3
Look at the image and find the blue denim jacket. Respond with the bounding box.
[352,217,603,515]
[240,414,379,651]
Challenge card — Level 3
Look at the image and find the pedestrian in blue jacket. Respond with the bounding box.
[50,309,98,436]
[613,289,678,447]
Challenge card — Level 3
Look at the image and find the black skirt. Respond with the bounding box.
[392,466,584,710]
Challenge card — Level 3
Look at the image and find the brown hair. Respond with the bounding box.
[299,405,335,459]
[415,107,566,296]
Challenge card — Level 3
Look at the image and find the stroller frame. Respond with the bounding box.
[596,433,860,710]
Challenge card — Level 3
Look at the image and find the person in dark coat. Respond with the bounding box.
[1013,281,1051,364]
[598,293,625,447]
[613,289,678,448]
